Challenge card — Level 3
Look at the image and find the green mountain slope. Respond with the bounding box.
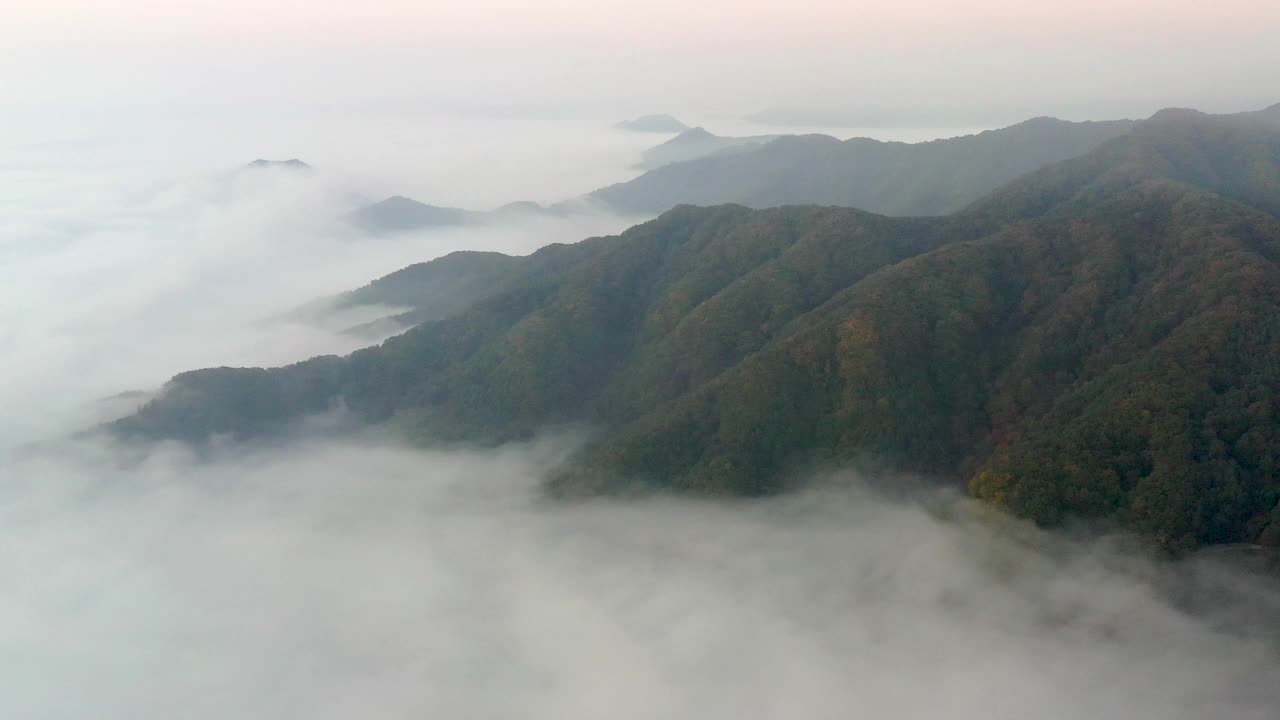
[568,110,1280,547]
[113,108,1280,548]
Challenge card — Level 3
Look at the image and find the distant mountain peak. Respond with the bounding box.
[496,200,542,212]
[1256,102,1280,119]
[672,127,716,142]
[616,114,690,133]
[375,195,428,208]
[247,158,311,170]
[350,195,474,234]
[1146,107,1210,124]
[632,127,782,170]
[1011,115,1069,127]
[767,133,842,149]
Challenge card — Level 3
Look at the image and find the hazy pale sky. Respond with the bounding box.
[4,0,1280,122]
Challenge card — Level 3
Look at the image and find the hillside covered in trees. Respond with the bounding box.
[114,107,1280,549]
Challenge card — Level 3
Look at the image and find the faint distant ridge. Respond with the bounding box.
[591,115,1139,216]
[745,106,1009,128]
[348,195,566,235]
[616,114,690,133]
[350,195,476,234]
[246,158,312,170]
[636,127,781,169]
[1227,102,1280,127]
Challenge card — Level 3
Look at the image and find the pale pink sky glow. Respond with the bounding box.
[3,0,1277,125]
[7,0,1280,48]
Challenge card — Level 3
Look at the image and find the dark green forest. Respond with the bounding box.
[114,107,1280,549]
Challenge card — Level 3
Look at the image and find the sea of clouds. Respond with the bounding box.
[1,110,1278,719]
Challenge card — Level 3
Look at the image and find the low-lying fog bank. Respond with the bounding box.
[2,434,1277,719]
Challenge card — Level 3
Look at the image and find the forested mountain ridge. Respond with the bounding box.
[113,108,1280,548]
[589,116,1137,216]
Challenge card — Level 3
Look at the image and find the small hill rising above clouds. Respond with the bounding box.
[635,127,782,169]
[347,196,567,235]
[615,114,691,133]
[246,158,312,170]
[114,104,1280,550]
[348,195,477,234]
